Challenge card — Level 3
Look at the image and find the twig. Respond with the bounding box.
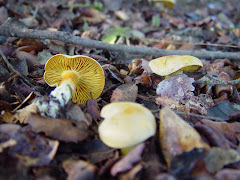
[194,75,240,86]
[152,109,224,121]
[174,111,224,121]
[0,18,239,60]
[145,38,240,49]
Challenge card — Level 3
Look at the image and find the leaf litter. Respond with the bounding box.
[0,0,240,179]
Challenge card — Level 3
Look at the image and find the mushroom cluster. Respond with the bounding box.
[98,102,156,154]
[35,54,105,118]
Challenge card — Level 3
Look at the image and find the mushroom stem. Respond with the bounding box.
[35,71,79,118]
[120,145,136,155]
[165,70,183,79]
[51,71,79,106]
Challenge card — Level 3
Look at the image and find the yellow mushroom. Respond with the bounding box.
[152,0,176,8]
[36,54,105,118]
[149,55,203,79]
[98,102,156,155]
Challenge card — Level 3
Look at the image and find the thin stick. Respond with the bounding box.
[152,109,224,121]
[0,18,239,60]
[0,48,35,88]
[194,75,240,86]
[174,111,224,121]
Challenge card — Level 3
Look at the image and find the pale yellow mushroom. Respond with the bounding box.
[98,102,156,155]
[149,55,203,79]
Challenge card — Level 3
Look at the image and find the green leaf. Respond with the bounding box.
[101,26,131,44]
[152,15,161,27]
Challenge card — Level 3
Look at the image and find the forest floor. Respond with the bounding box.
[0,0,240,179]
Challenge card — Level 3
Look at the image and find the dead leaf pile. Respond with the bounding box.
[0,0,240,179]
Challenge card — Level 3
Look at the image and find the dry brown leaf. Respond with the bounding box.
[0,124,59,167]
[166,44,176,50]
[66,104,91,126]
[81,8,106,23]
[204,147,240,173]
[0,6,9,25]
[200,119,240,142]
[119,164,143,180]
[129,59,151,74]
[178,44,195,50]
[215,169,240,180]
[110,83,138,102]
[28,113,88,143]
[13,51,39,67]
[0,139,17,153]
[134,74,152,88]
[17,38,46,49]
[62,159,97,180]
[114,10,129,21]
[159,107,210,166]
[1,103,37,124]
[218,35,231,44]
[110,143,145,176]
[86,99,101,121]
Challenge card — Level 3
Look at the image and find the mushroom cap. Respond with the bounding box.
[149,55,203,76]
[44,54,105,104]
[98,102,156,148]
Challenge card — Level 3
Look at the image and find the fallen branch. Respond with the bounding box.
[0,18,239,60]
[195,75,240,86]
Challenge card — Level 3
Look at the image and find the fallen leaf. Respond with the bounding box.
[62,159,97,180]
[194,124,231,149]
[120,164,143,180]
[102,26,131,44]
[86,99,101,121]
[155,174,177,180]
[207,101,238,121]
[200,118,240,143]
[218,35,231,44]
[114,10,129,21]
[110,143,145,176]
[28,113,88,143]
[129,59,151,74]
[0,124,59,167]
[204,147,240,173]
[17,38,46,50]
[9,56,29,76]
[159,107,210,166]
[0,139,17,153]
[110,83,138,102]
[1,103,37,124]
[134,74,152,88]
[215,169,240,180]
[13,51,39,67]
[81,8,106,23]
[59,139,114,164]
[66,103,91,126]
[170,148,205,178]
